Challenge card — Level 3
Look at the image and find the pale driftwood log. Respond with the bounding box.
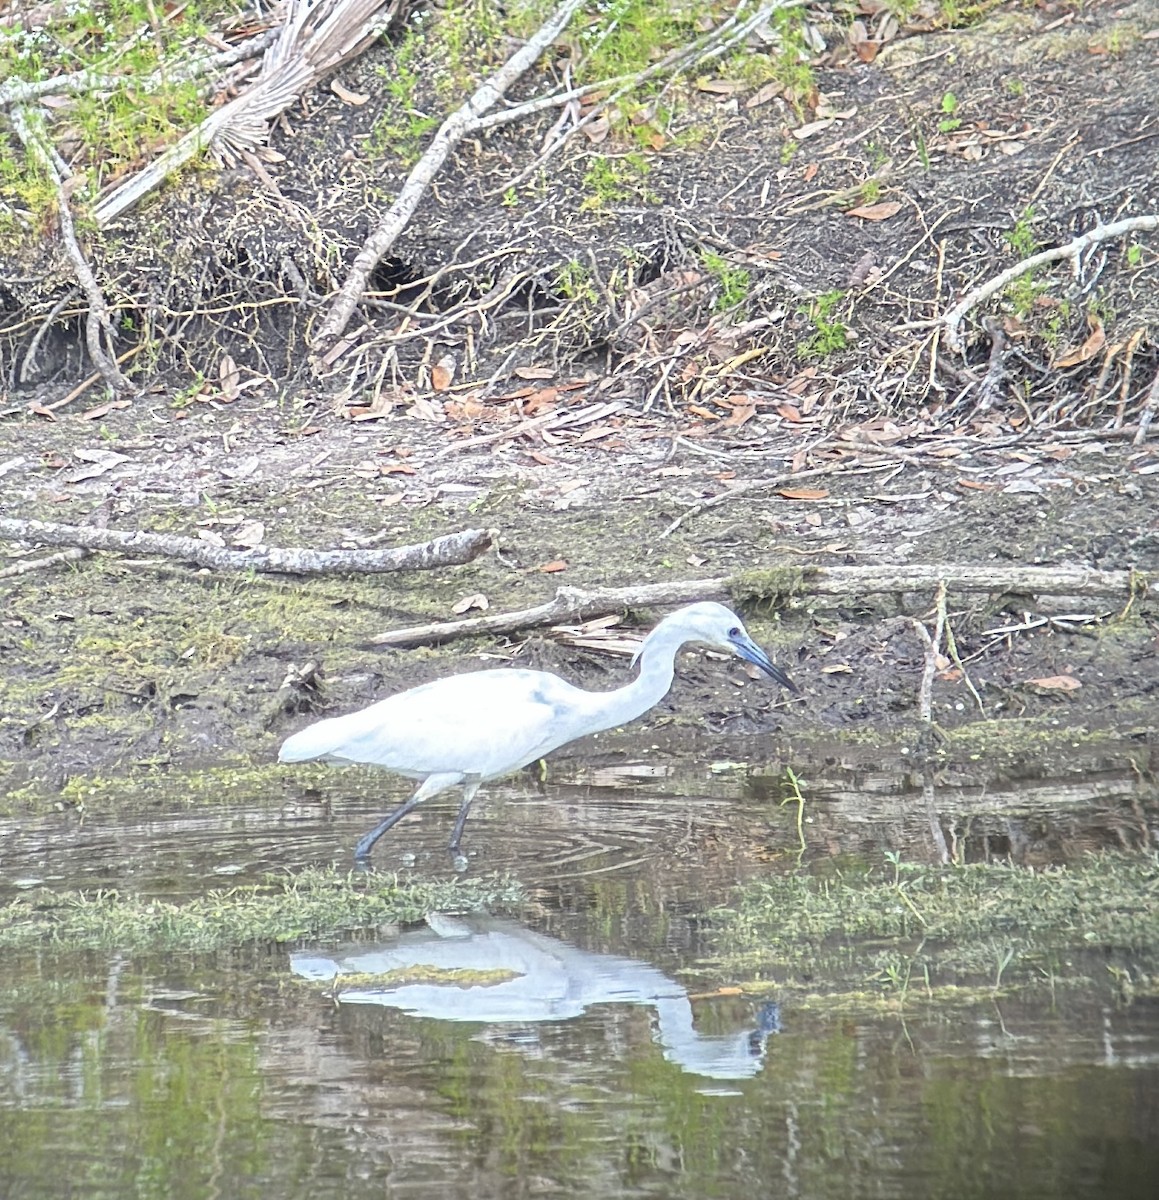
[942,214,1159,354]
[369,566,1146,647]
[312,0,587,352]
[0,518,492,575]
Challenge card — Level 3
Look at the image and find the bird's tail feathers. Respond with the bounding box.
[279,719,346,763]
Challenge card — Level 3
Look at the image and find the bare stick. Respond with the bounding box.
[911,581,948,724]
[0,518,493,575]
[370,565,1145,647]
[0,547,90,580]
[11,108,130,392]
[939,584,985,715]
[1133,371,1159,446]
[311,0,587,354]
[942,215,1158,354]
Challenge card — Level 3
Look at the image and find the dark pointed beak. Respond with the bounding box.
[735,636,799,694]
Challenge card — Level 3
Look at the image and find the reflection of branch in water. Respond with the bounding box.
[923,771,950,865]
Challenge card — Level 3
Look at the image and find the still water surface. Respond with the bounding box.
[1,746,1157,1198]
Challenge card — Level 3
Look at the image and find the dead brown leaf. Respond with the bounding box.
[452,592,489,615]
[1052,314,1105,368]
[521,387,558,414]
[331,79,369,106]
[723,403,757,428]
[846,200,902,221]
[777,487,829,500]
[537,559,568,574]
[232,520,265,549]
[431,355,455,391]
[218,353,240,401]
[1025,674,1081,693]
[745,81,780,110]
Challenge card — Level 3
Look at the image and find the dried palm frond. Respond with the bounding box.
[94,0,405,226]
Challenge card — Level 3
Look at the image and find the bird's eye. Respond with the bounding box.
[728,626,741,638]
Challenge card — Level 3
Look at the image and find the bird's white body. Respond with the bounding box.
[278,601,796,857]
[279,667,613,783]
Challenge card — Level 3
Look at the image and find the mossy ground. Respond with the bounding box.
[0,866,523,951]
[705,850,1159,1007]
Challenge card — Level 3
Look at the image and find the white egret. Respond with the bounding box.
[278,601,797,858]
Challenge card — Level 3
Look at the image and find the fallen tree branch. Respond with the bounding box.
[942,214,1159,354]
[311,0,588,354]
[369,565,1147,647]
[0,518,493,575]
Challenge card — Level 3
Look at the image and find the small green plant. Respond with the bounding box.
[501,186,518,207]
[1127,243,1143,268]
[580,153,653,210]
[938,91,961,133]
[700,249,751,316]
[798,290,849,358]
[554,259,598,303]
[914,125,930,171]
[369,31,441,164]
[780,766,807,855]
[1006,273,1045,319]
[170,374,206,410]
[1001,209,1043,316]
[1004,206,1038,257]
[864,140,889,170]
[857,178,882,205]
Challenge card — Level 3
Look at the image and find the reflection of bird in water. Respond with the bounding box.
[279,602,797,859]
[291,914,784,1081]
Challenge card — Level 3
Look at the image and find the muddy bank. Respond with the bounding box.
[2,406,1157,802]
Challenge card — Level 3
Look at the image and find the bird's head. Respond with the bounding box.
[642,601,799,693]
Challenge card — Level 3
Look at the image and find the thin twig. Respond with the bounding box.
[10,108,131,393]
[1133,371,1159,446]
[0,547,90,579]
[941,214,1159,354]
[911,581,947,724]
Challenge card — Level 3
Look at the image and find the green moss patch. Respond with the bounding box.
[707,851,1159,998]
[0,866,523,951]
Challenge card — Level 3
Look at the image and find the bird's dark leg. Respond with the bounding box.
[354,793,424,860]
[447,782,481,855]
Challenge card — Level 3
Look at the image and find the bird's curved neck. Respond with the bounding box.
[581,625,685,733]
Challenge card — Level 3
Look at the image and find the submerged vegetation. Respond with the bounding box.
[0,866,523,951]
[708,851,1159,1001]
